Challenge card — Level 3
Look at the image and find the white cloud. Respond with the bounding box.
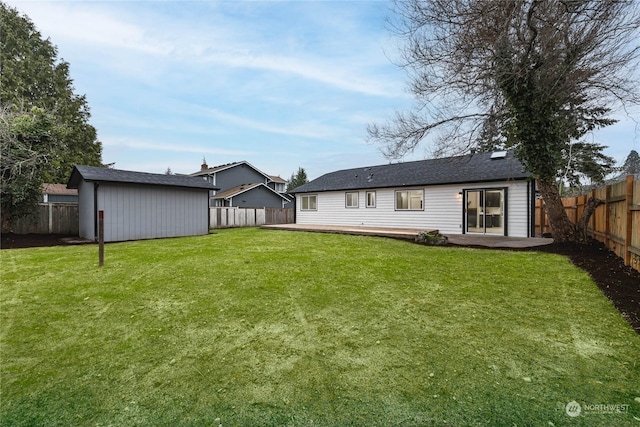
[103,136,256,157]
[8,2,165,54]
[203,108,340,140]
[7,1,403,97]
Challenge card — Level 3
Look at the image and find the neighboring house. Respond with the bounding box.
[42,183,78,203]
[290,151,536,238]
[213,183,291,208]
[190,161,291,208]
[67,165,218,242]
[268,175,287,193]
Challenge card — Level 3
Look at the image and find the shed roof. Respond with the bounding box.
[67,165,219,190]
[291,151,530,193]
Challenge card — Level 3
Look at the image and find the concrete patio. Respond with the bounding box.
[261,224,553,248]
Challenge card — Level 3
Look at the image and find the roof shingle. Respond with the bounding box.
[291,151,530,193]
[67,165,219,190]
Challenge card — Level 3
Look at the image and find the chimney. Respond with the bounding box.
[201,157,208,171]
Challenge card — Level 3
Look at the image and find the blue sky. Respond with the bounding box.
[8,0,640,181]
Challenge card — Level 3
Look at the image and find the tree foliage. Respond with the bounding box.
[558,141,616,194]
[621,150,640,175]
[287,167,308,192]
[0,107,63,231]
[0,2,102,183]
[369,0,640,242]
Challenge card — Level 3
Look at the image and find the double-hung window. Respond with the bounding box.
[366,191,376,208]
[301,195,317,211]
[345,192,359,208]
[395,190,423,210]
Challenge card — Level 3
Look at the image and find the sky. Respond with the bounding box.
[6,0,640,181]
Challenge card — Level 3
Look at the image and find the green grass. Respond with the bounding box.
[1,228,639,426]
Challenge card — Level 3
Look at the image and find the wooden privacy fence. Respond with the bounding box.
[536,175,640,273]
[210,207,294,229]
[12,203,79,235]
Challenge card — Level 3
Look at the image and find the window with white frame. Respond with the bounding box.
[395,190,423,210]
[366,191,376,208]
[345,192,359,208]
[300,195,317,210]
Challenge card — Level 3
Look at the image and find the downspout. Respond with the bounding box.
[207,190,211,232]
[528,179,536,237]
[293,195,297,224]
[93,182,100,242]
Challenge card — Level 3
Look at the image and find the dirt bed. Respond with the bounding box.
[2,233,638,333]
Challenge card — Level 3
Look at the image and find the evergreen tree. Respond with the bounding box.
[286,167,308,192]
[621,150,640,175]
[0,2,102,183]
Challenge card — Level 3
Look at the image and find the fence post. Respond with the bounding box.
[48,203,53,234]
[98,210,104,267]
[541,200,547,236]
[604,184,611,248]
[590,189,597,239]
[625,175,634,266]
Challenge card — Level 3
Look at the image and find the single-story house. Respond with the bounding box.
[67,165,218,242]
[213,183,291,208]
[290,151,536,237]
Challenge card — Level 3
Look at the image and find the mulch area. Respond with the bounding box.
[2,233,638,334]
[527,240,640,334]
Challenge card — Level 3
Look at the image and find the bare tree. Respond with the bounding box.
[369,0,640,242]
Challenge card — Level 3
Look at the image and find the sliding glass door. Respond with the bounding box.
[464,189,505,235]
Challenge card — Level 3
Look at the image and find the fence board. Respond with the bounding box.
[210,207,293,229]
[535,175,639,273]
[11,203,79,235]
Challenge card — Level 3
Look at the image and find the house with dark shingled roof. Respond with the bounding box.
[67,165,218,242]
[289,151,537,237]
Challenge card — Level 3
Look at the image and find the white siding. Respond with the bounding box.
[78,180,95,241]
[505,180,531,237]
[296,180,531,237]
[94,183,209,242]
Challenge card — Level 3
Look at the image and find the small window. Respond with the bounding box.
[395,190,423,210]
[366,191,376,208]
[301,195,317,211]
[345,192,359,208]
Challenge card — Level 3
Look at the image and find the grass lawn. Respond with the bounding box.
[1,228,639,426]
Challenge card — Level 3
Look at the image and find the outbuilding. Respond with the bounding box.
[67,165,218,242]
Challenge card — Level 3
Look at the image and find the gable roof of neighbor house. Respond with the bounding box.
[191,160,276,182]
[291,151,530,194]
[67,165,219,190]
[268,175,287,184]
[213,183,291,201]
[43,183,78,196]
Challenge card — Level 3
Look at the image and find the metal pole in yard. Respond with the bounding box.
[98,210,104,267]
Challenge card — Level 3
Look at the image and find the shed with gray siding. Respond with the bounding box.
[67,165,218,242]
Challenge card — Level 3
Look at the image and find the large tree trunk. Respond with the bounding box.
[537,178,577,242]
[575,197,603,243]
